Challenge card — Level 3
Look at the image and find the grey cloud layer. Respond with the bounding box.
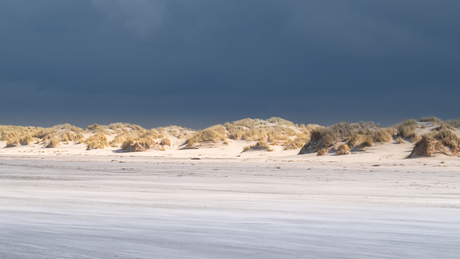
[0,0,459,127]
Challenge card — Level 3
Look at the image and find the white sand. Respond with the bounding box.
[0,142,460,258]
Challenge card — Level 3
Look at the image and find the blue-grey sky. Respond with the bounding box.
[1,0,459,129]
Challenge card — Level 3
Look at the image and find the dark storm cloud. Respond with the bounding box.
[0,0,459,128]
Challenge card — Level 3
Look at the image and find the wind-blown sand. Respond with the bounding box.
[0,142,459,258]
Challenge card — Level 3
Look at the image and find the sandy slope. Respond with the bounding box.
[0,142,459,258]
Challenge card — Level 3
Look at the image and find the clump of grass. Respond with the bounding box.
[160,138,171,146]
[370,129,393,143]
[266,117,296,127]
[420,116,442,124]
[227,128,245,140]
[299,127,338,154]
[345,128,392,149]
[445,119,460,128]
[407,132,420,143]
[121,138,164,152]
[86,124,109,134]
[409,129,460,158]
[85,133,108,150]
[397,119,418,138]
[225,117,306,146]
[61,131,76,144]
[34,128,56,141]
[230,118,265,128]
[242,128,268,141]
[140,129,162,139]
[434,129,460,147]
[108,123,147,136]
[75,133,85,144]
[109,135,127,148]
[121,139,135,151]
[336,144,351,155]
[1,126,38,144]
[5,138,20,148]
[359,137,374,148]
[185,125,227,149]
[283,133,311,150]
[317,149,328,156]
[46,138,60,148]
[20,135,34,145]
[346,134,365,148]
[299,121,387,154]
[242,140,273,152]
[267,131,286,143]
[409,136,447,158]
[434,123,455,131]
[396,137,405,144]
[121,139,148,152]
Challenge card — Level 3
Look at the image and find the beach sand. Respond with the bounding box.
[0,142,459,258]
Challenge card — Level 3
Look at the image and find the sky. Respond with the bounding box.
[1,0,459,129]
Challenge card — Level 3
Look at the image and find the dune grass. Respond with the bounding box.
[336,144,351,155]
[299,121,386,154]
[121,137,166,152]
[160,138,171,146]
[359,137,374,148]
[0,124,85,148]
[185,125,227,149]
[409,129,460,157]
[397,119,418,138]
[0,117,456,156]
[445,119,460,128]
[396,137,405,144]
[46,138,60,148]
[86,124,109,135]
[121,139,150,152]
[283,132,311,150]
[5,138,20,148]
[242,140,273,152]
[266,117,296,127]
[85,133,108,150]
[317,149,328,156]
[420,116,442,124]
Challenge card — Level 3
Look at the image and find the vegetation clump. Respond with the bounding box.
[409,129,460,158]
[397,119,418,138]
[359,137,374,148]
[298,126,338,154]
[266,117,296,127]
[121,139,149,152]
[85,133,108,150]
[121,138,165,152]
[242,140,273,152]
[445,119,460,128]
[317,149,328,156]
[299,122,386,154]
[185,125,227,149]
[160,138,171,146]
[419,116,442,124]
[188,118,309,149]
[336,144,351,155]
[283,133,311,150]
[46,138,60,148]
[6,138,20,148]
[396,137,405,144]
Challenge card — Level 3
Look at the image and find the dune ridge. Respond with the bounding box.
[1,116,459,159]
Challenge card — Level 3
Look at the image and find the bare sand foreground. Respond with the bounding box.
[0,142,460,258]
